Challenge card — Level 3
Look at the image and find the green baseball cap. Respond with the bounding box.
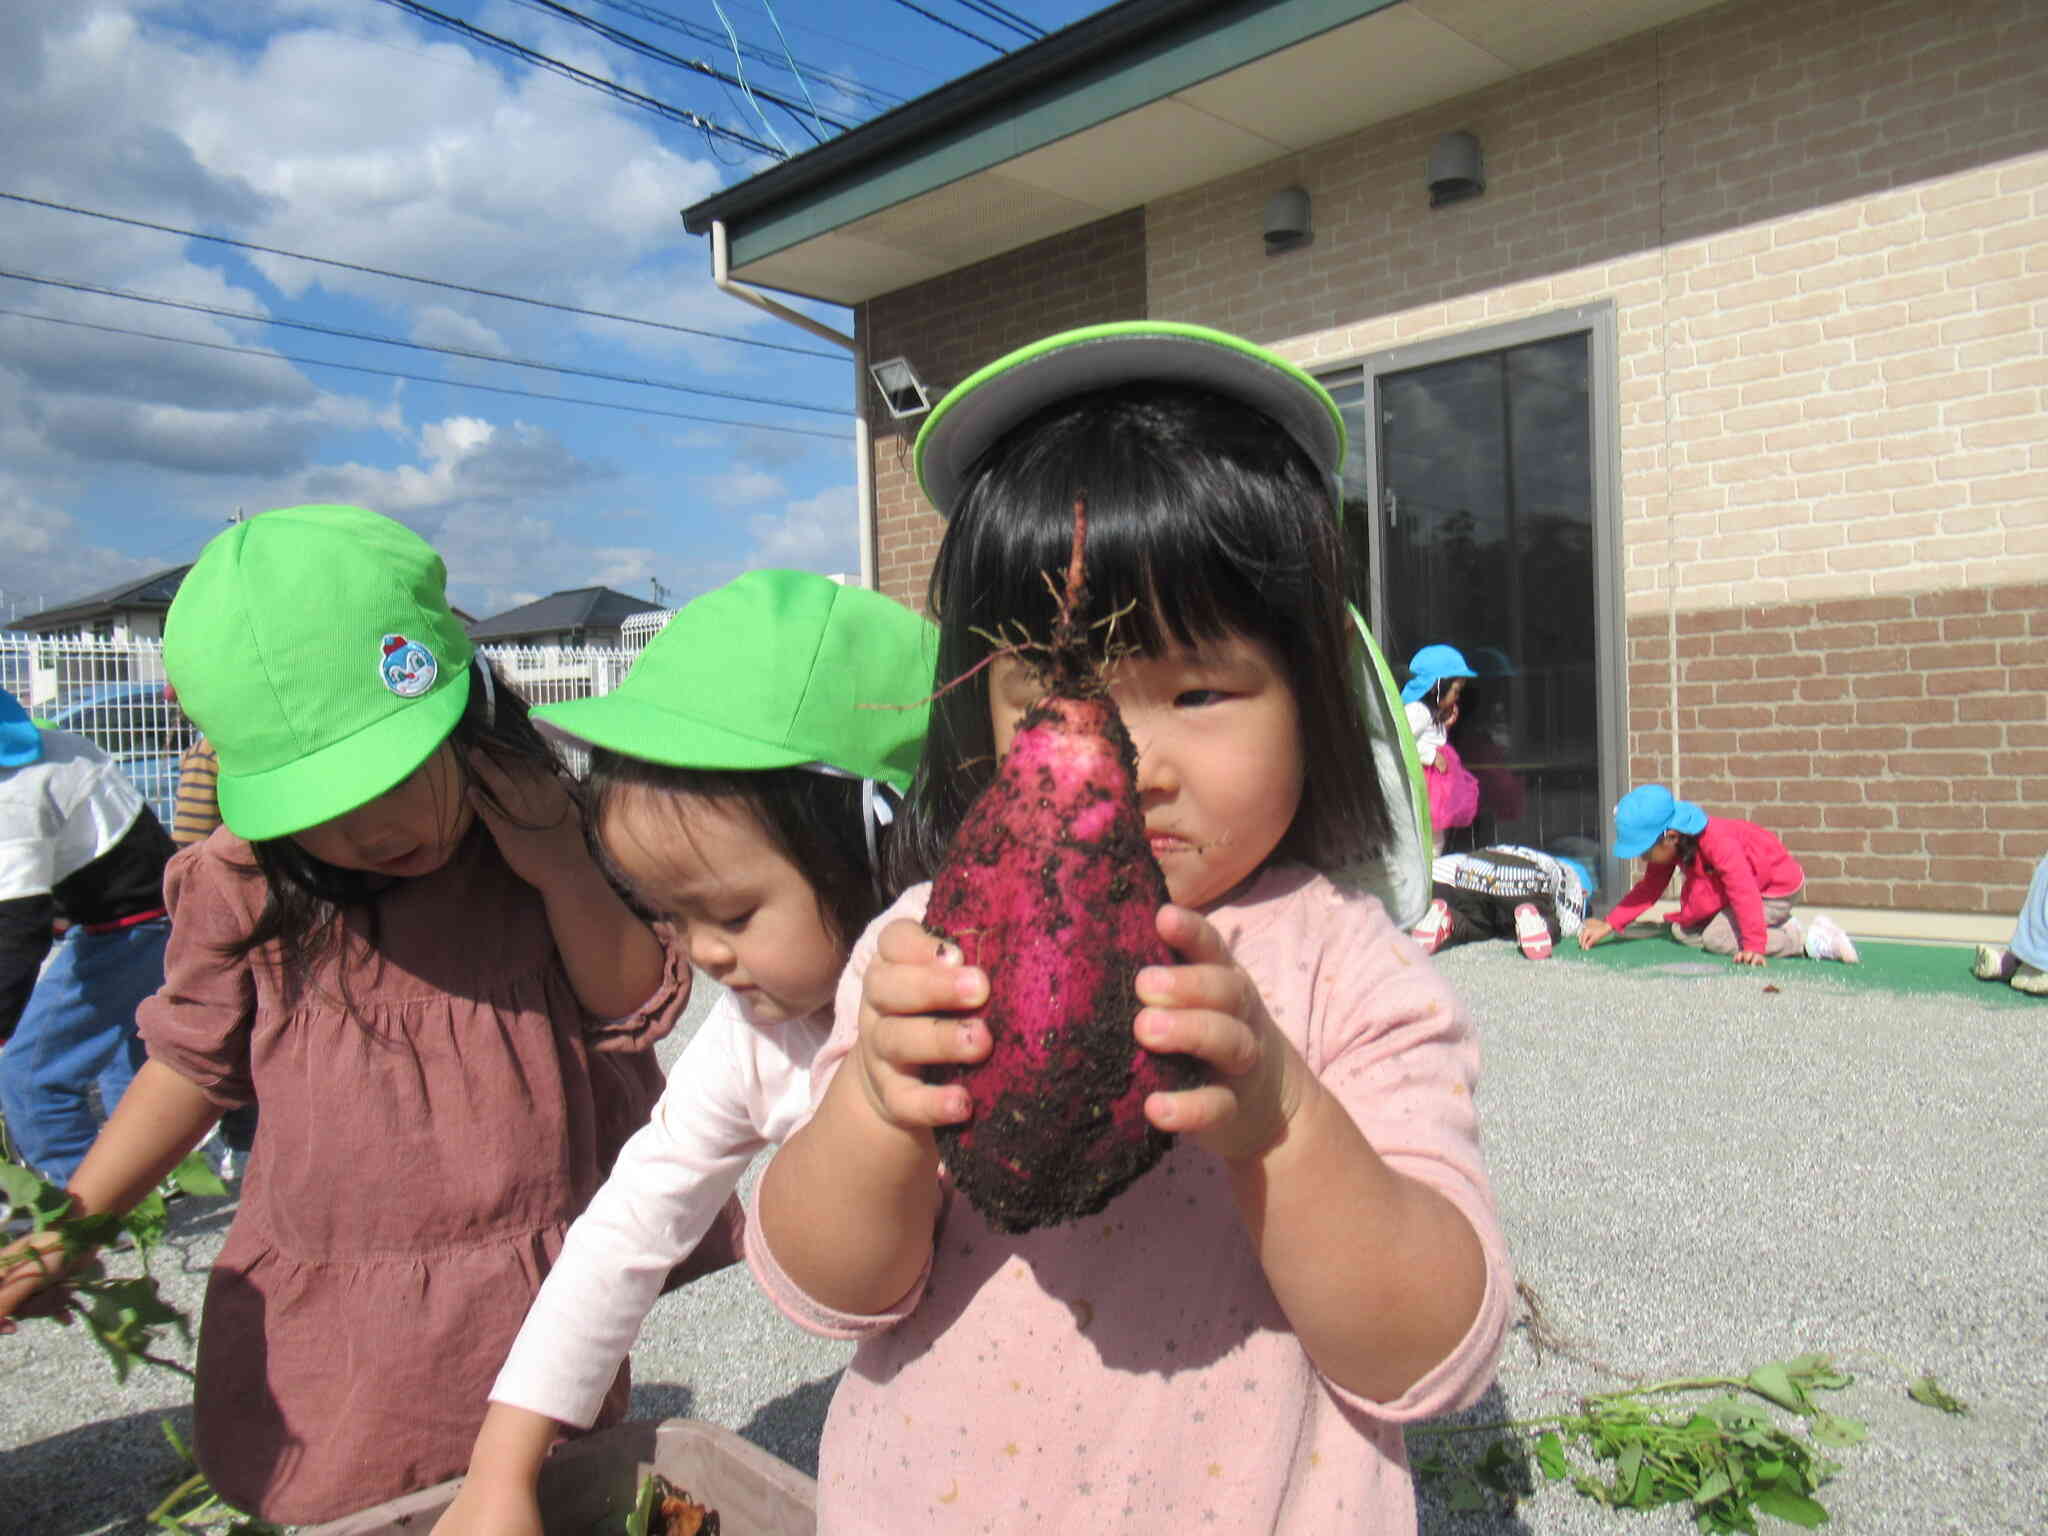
[913,321,1348,517]
[164,505,474,841]
[535,570,936,792]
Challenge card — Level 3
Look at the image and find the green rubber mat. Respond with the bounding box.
[1566,930,2041,1006]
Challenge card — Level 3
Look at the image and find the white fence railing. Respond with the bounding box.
[1,633,658,829]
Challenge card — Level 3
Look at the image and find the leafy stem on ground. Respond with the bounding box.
[1411,1352,1967,1532]
[149,1418,283,1534]
[0,1151,223,1382]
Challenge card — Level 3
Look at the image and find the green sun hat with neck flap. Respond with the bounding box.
[912,320,1348,518]
[163,505,474,842]
[533,570,936,793]
[910,320,1435,928]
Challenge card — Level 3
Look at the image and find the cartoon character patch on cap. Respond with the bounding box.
[378,633,438,698]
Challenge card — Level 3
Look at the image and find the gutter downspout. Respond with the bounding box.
[709,221,875,590]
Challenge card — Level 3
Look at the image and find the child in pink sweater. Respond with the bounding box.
[1577,784,1858,965]
[749,323,1511,1533]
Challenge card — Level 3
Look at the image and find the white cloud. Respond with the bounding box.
[0,476,163,623]
[748,485,859,573]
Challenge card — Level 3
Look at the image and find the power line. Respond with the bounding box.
[0,268,853,415]
[882,0,1006,54]
[947,0,1046,43]
[0,190,844,360]
[583,0,902,111]
[0,307,851,440]
[504,0,856,138]
[372,0,786,158]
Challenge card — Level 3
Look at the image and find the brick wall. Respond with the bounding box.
[1138,0,2047,915]
[1626,582,2047,913]
[862,210,1147,608]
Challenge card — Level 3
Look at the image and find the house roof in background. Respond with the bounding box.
[681,0,1722,306]
[467,586,663,642]
[10,565,193,632]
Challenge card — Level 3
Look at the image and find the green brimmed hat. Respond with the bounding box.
[913,320,1347,517]
[913,321,1434,927]
[534,570,936,792]
[163,505,474,841]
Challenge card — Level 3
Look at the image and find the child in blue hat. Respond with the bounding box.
[1402,644,1481,848]
[1577,784,1858,965]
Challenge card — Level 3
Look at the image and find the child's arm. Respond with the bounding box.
[1137,904,1490,1404]
[0,1061,221,1323]
[755,920,989,1316]
[430,1404,553,1536]
[465,751,667,1019]
[1584,859,1676,945]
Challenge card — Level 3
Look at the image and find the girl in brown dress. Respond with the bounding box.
[0,505,685,1524]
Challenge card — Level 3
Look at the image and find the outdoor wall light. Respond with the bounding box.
[1428,131,1485,207]
[1263,185,1312,252]
[868,357,932,419]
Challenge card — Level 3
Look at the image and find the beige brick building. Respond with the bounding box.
[687,0,2047,926]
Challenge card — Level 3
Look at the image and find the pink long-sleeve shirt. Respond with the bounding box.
[746,863,1513,1535]
[1602,814,1805,956]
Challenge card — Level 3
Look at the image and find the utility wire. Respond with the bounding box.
[881,0,1005,55]
[504,0,853,139]
[584,0,901,110]
[372,0,785,158]
[0,268,853,415]
[705,0,792,153]
[947,0,1045,43]
[0,307,850,440]
[758,0,829,140]
[0,191,844,360]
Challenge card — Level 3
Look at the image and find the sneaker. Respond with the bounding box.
[1973,944,2017,982]
[1411,898,1453,955]
[1512,902,1553,960]
[2013,961,2048,996]
[1803,913,1859,964]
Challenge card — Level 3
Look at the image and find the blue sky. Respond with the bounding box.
[1,0,1104,623]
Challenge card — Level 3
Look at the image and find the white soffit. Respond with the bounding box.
[1174,4,1508,155]
[1415,0,1721,71]
[728,0,1727,303]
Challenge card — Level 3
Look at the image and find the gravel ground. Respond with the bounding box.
[3,945,2042,1534]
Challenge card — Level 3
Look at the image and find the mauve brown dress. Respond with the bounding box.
[138,825,681,1525]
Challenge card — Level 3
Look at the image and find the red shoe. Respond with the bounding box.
[1513,903,1553,959]
[1412,898,1453,955]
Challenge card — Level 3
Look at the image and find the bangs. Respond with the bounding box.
[937,384,1329,669]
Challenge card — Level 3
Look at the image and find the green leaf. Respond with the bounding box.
[1535,1431,1568,1481]
[1446,1474,1488,1512]
[168,1151,228,1200]
[1809,1412,1865,1447]
[624,1471,659,1536]
[1752,1486,1830,1527]
[1906,1375,1969,1416]
[1692,1467,1735,1505]
[1746,1363,1810,1415]
[0,1160,44,1207]
[1615,1440,1645,1503]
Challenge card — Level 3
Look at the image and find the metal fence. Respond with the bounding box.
[0,632,661,828]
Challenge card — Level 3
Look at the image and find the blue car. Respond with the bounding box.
[45,683,192,828]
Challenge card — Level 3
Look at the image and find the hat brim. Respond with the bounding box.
[0,721,42,768]
[540,693,827,775]
[216,666,470,841]
[1613,821,1666,860]
[914,323,1347,517]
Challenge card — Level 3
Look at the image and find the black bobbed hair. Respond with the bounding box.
[889,381,1391,891]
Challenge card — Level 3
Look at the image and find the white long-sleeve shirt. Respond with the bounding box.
[488,991,828,1428]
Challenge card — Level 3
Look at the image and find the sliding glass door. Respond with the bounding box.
[1325,307,1622,889]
